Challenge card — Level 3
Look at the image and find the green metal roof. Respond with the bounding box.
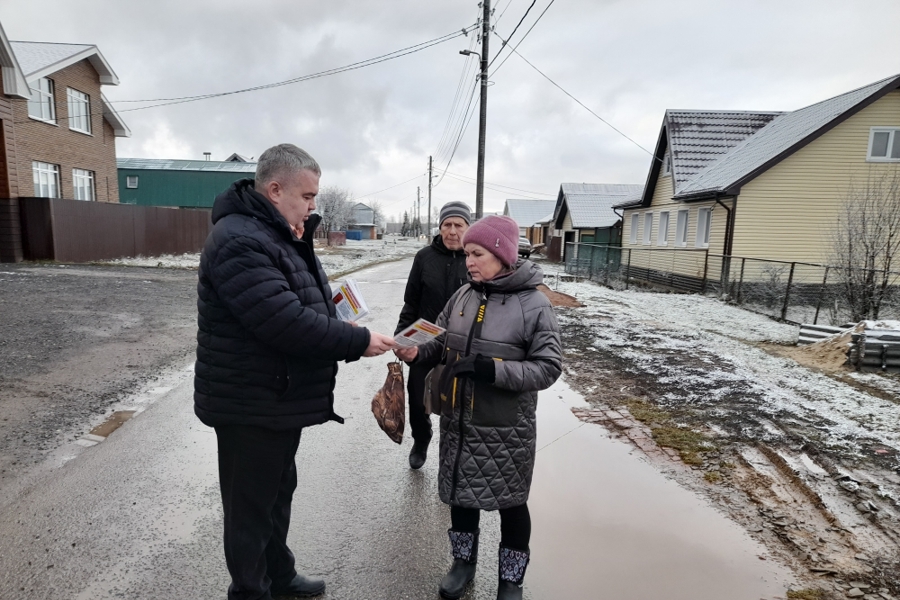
[117,158,257,173]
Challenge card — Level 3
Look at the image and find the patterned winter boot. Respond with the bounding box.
[438,528,479,599]
[496,546,530,600]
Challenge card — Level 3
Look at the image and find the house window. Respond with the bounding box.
[32,162,60,198]
[73,169,95,201]
[67,88,91,134]
[675,209,689,247]
[662,150,672,176]
[643,213,653,245]
[126,175,139,189]
[27,78,56,123]
[696,208,711,248]
[629,213,639,244]
[657,211,670,245]
[868,128,900,161]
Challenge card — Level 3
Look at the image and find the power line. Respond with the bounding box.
[437,170,554,200]
[432,19,481,165]
[488,0,537,69]
[490,0,555,76]
[16,25,478,126]
[495,32,656,159]
[433,77,481,188]
[352,173,426,202]
[434,168,555,197]
[493,0,516,26]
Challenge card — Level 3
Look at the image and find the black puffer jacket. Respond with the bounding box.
[395,235,468,334]
[194,178,370,430]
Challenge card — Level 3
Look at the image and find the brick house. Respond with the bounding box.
[0,21,129,262]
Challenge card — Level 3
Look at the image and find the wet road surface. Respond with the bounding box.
[0,259,796,599]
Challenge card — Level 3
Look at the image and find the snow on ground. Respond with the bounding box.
[99,238,425,274]
[555,278,900,454]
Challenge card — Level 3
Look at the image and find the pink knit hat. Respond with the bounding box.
[462,215,520,267]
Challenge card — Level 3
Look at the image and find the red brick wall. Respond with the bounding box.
[11,59,120,203]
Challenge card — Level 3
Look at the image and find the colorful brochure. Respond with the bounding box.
[394,318,446,347]
[332,278,369,322]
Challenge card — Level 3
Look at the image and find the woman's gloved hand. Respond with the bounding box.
[450,354,496,383]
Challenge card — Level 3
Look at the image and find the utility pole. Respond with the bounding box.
[417,186,421,237]
[427,155,433,236]
[475,0,490,220]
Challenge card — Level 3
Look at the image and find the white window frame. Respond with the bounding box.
[642,213,653,245]
[695,208,711,248]
[126,175,139,189]
[657,211,670,246]
[661,150,672,176]
[867,127,900,162]
[675,209,689,247]
[32,162,60,198]
[27,78,56,123]
[67,88,92,134]
[629,213,639,244]
[73,169,96,201]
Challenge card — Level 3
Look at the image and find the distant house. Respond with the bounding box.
[117,158,256,208]
[550,183,643,262]
[224,153,253,163]
[0,22,130,262]
[503,199,555,245]
[350,202,377,239]
[620,72,900,286]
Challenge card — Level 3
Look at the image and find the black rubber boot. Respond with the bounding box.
[438,528,479,599]
[496,546,529,600]
[408,436,430,470]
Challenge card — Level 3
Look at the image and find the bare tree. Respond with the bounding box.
[369,200,386,230]
[317,186,353,245]
[829,169,900,321]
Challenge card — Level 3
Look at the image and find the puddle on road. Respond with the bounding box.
[528,378,796,600]
[89,411,136,438]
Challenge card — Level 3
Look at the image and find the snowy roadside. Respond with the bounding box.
[551,276,900,596]
[98,238,426,277]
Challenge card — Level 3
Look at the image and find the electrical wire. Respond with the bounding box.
[432,19,481,166]
[489,0,555,76]
[432,77,481,189]
[493,0,516,27]
[433,168,555,197]
[498,37,656,159]
[352,173,426,201]
[438,170,553,200]
[16,25,478,126]
[488,0,537,69]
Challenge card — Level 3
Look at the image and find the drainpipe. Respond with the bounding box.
[714,195,736,294]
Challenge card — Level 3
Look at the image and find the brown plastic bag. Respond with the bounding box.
[371,361,405,444]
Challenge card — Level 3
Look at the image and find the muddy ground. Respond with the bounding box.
[551,286,900,599]
[0,264,198,502]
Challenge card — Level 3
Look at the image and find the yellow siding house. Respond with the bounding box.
[618,73,900,285]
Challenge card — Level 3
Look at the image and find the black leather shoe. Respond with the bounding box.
[271,574,326,598]
[409,437,430,470]
[439,558,476,599]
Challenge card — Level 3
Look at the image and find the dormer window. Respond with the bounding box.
[868,128,900,161]
[661,150,672,176]
[27,78,56,123]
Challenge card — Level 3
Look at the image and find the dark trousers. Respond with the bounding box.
[451,503,531,552]
[215,425,303,600]
[407,363,433,442]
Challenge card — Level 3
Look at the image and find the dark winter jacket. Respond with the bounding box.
[194,178,370,430]
[417,260,562,510]
[395,235,468,335]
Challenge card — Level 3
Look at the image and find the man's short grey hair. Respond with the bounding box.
[255,144,321,189]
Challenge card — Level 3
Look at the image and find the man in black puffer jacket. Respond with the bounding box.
[196,143,396,600]
[394,201,471,469]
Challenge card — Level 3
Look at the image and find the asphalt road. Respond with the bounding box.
[0,259,796,599]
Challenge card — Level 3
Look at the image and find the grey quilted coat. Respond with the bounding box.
[417,260,562,510]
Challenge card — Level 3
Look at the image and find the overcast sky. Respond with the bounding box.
[4,0,900,220]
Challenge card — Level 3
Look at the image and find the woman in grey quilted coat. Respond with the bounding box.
[395,215,562,600]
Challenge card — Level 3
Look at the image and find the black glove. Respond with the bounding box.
[450,354,495,383]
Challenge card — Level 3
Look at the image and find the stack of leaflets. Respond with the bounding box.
[332,279,369,322]
[394,319,446,347]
